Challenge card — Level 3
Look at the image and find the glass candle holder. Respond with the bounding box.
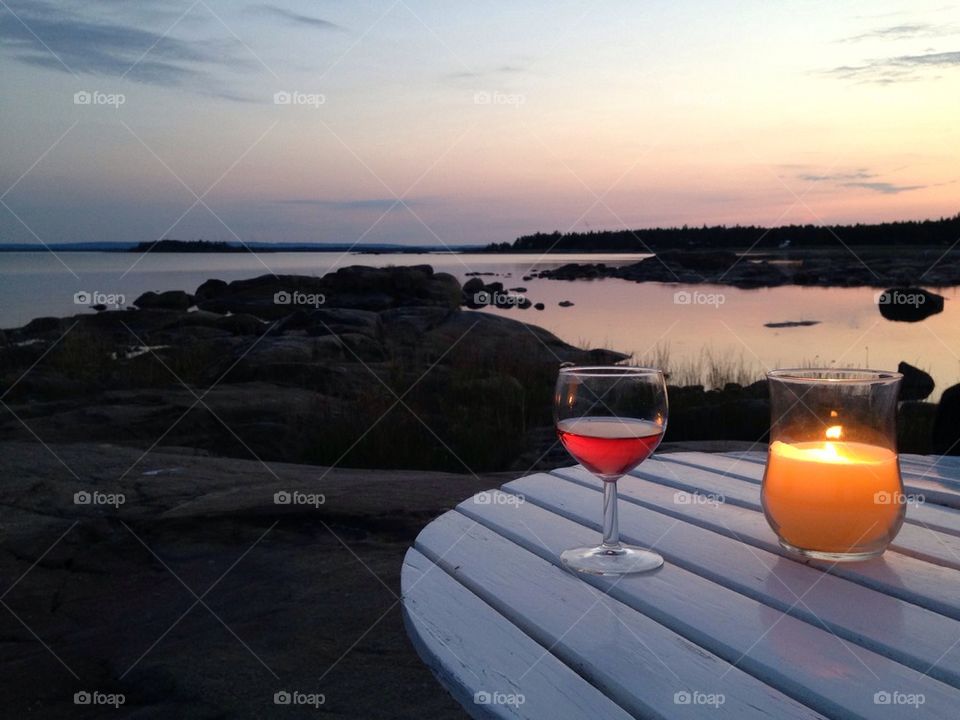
[762,369,906,561]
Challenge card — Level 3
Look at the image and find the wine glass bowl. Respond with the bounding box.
[554,366,668,575]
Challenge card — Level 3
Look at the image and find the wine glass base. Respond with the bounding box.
[560,544,664,576]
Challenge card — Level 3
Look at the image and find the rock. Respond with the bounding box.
[0,440,492,718]
[217,313,268,336]
[93,304,108,312]
[22,316,61,334]
[196,267,461,319]
[877,288,944,322]
[558,300,574,307]
[462,277,485,295]
[898,361,934,401]
[933,384,960,454]
[764,320,820,328]
[134,290,194,311]
[303,308,382,339]
[534,303,545,310]
[509,287,527,293]
[0,269,629,473]
[194,278,229,300]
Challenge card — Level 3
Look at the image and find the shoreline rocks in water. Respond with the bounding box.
[0,264,950,466]
[876,287,945,322]
[533,249,960,289]
[0,266,626,472]
[764,320,820,328]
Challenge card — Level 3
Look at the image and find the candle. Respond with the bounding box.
[762,428,905,554]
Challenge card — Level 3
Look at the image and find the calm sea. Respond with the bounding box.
[1,251,957,398]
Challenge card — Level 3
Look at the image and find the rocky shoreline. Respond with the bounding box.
[533,249,960,289]
[0,265,626,473]
[2,265,957,469]
[0,440,501,718]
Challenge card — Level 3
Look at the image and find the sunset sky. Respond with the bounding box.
[1,0,958,247]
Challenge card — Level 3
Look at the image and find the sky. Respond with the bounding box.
[0,0,958,247]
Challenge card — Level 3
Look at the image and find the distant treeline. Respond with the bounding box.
[486,213,960,252]
[129,239,249,253]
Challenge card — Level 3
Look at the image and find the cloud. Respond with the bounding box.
[0,0,253,89]
[444,62,530,82]
[255,5,341,30]
[839,23,957,42]
[796,169,927,194]
[798,170,877,182]
[825,50,960,83]
[842,181,927,194]
[274,198,428,210]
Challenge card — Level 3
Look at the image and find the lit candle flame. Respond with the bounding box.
[825,425,843,440]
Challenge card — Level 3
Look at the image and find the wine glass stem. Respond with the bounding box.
[602,479,621,550]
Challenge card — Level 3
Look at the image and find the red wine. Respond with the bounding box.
[557,417,663,477]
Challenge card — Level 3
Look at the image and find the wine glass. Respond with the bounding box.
[554,365,668,575]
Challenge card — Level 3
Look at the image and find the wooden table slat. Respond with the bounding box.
[663,452,960,514]
[404,454,960,720]
[415,509,827,720]
[552,466,960,620]
[500,473,960,688]
[457,490,960,718]
[402,548,635,720]
[636,459,960,570]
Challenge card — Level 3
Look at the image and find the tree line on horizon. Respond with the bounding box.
[485,213,960,252]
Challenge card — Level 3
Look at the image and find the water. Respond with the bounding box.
[1,251,958,398]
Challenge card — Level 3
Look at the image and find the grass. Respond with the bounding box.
[637,343,763,389]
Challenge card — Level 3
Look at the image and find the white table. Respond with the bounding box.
[402,451,960,719]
